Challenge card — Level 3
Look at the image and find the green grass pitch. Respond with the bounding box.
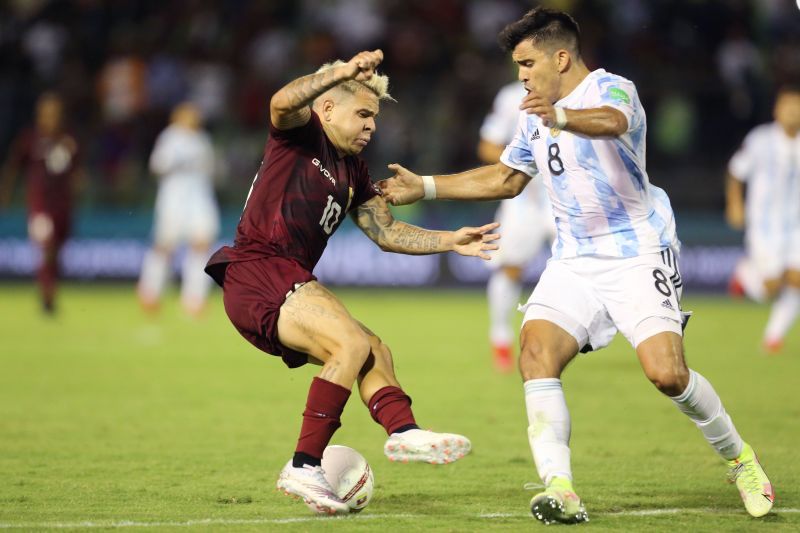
[0,284,797,531]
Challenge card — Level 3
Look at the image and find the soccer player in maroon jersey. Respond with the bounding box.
[205,49,500,514]
[1,93,81,314]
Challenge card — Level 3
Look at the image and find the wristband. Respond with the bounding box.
[422,175,437,200]
[554,106,568,129]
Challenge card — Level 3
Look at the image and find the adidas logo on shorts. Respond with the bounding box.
[661,299,674,310]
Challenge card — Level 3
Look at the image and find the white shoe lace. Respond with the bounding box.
[523,481,545,491]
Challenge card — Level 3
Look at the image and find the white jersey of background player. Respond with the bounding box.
[478,81,555,372]
[726,85,800,352]
[380,7,773,523]
[137,102,220,317]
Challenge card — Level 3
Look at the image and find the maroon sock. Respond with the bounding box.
[368,386,418,435]
[295,377,351,462]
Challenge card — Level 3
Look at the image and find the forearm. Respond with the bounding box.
[561,106,627,137]
[725,174,745,208]
[375,221,452,255]
[432,163,526,201]
[270,67,347,116]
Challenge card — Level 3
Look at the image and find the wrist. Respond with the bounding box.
[554,107,568,129]
[422,175,437,200]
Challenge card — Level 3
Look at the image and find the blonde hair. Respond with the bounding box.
[316,60,395,102]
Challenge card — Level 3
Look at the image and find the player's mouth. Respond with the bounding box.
[354,137,370,147]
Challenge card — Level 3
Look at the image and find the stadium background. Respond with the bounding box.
[2,0,799,288]
[2,2,800,530]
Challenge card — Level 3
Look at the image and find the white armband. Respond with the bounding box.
[554,107,568,129]
[422,175,437,200]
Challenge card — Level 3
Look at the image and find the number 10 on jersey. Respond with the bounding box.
[319,195,342,235]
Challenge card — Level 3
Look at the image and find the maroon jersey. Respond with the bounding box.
[206,111,379,286]
[10,128,79,214]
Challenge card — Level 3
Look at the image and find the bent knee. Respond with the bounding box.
[645,366,689,396]
[332,328,372,365]
[518,338,562,380]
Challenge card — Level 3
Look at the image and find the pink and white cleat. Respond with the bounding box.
[384,429,471,465]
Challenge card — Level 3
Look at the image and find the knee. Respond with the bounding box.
[644,365,689,396]
[518,336,561,380]
[359,337,395,376]
[333,329,372,367]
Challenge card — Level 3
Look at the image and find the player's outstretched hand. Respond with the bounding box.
[520,92,557,126]
[451,222,500,260]
[343,49,384,82]
[378,163,424,206]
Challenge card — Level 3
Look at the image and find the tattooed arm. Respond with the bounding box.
[350,195,500,259]
[269,49,384,130]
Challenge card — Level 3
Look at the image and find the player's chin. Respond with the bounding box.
[351,139,370,153]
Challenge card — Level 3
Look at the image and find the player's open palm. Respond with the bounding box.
[379,164,424,206]
[452,222,500,260]
[344,49,384,81]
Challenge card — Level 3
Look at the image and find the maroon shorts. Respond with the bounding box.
[221,257,316,368]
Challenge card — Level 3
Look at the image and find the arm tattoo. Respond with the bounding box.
[353,197,445,254]
[276,68,343,113]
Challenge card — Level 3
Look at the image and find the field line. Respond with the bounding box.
[1,509,798,529]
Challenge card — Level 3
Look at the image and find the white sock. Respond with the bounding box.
[524,379,572,485]
[735,259,766,302]
[181,249,212,312]
[670,369,743,460]
[764,286,800,343]
[138,249,170,302]
[488,270,522,346]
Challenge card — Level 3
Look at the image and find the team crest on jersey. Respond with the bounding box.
[549,127,562,138]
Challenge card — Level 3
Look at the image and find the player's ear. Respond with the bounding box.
[321,99,335,121]
[555,49,571,74]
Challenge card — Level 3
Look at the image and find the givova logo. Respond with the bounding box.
[312,158,336,185]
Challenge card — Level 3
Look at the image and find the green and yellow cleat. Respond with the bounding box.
[727,443,774,518]
[529,477,589,525]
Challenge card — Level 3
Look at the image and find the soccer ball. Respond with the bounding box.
[308,445,374,514]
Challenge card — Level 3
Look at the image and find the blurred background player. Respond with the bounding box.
[137,102,219,317]
[478,79,554,372]
[0,92,81,314]
[381,7,774,523]
[726,84,800,353]
[205,50,496,514]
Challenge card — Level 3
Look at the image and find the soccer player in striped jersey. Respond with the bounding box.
[478,81,555,372]
[726,84,800,353]
[381,7,774,523]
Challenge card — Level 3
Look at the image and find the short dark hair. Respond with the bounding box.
[498,7,581,57]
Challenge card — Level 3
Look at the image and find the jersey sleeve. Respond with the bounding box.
[268,110,324,150]
[499,113,539,178]
[350,159,380,210]
[480,86,522,145]
[596,78,640,133]
[727,130,758,182]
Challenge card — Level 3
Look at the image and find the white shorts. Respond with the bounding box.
[488,193,555,268]
[746,228,800,280]
[520,249,688,351]
[153,186,220,248]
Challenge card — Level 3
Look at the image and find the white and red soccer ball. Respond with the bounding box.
[307,445,374,514]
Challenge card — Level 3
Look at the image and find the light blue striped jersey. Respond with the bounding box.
[500,69,679,259]
[728,122,800,244]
